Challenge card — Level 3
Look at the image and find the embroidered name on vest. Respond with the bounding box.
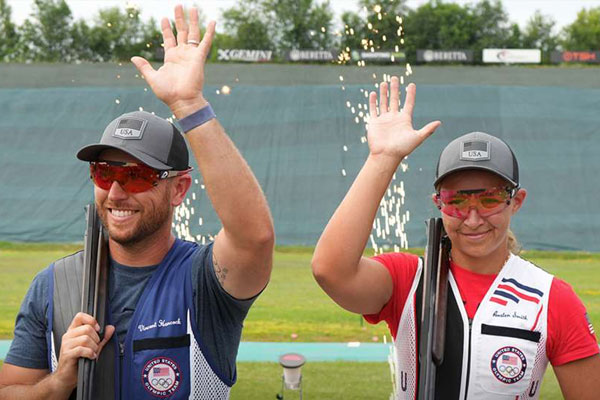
[492,311,528,320]
[138,318,182,332]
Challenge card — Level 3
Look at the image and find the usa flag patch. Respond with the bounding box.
[460,140,490,161]
[113,118,146,139]
[490,278,544,306]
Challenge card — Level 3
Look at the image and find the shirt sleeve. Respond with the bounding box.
[191,242,258,382]
[363,252,419,339]
[546,277,599,366]
[4,267,51,370]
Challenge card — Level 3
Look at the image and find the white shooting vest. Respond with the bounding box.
[393,254,553,400]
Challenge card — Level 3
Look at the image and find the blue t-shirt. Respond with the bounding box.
[5,242,255,381]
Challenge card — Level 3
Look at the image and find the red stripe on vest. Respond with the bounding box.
[497,284,540,304]
[490,297,508,306]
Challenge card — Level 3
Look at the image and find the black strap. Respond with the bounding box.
[52,253,115,400]
[481,324,541,343]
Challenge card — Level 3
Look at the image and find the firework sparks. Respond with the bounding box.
[338,2,412,255]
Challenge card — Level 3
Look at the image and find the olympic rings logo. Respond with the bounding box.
[142,357,181,396]
[491,347,527,384]
[498,365,520,376]
[151,378,174,388]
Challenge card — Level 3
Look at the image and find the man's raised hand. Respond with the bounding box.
[367,78,441,162]
[131,5,214,117]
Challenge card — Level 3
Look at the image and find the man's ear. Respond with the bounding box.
[511,188,527,215]
[171,174,192,207]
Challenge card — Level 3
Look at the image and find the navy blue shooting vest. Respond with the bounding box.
[47,239,233,399]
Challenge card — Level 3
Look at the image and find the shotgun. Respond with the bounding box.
[76,204,109,400]
[417,218,451,399]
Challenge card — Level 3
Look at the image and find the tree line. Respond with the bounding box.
[1,0,599,64]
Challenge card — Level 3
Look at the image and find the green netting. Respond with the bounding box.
[0,64,599,250]
[1,63,599,88]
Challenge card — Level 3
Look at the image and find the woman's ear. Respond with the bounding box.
[511,188,527,215]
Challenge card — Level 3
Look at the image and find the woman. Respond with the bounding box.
[311,77,599,399]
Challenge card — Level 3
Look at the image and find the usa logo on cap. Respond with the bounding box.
[460,140,490,161]
[113,118,147,140]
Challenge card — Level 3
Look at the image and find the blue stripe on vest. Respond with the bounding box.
[501,278,544,296]
[493,290,520,303]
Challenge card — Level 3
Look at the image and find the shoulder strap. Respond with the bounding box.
[53,252,85,351]
[52,252,115,400]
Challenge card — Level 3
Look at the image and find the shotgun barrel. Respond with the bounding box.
[417,218,450,400]
[76,204,108,400]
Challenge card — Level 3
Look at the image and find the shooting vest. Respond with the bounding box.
[393,254,553,400]
[46,239,233,399]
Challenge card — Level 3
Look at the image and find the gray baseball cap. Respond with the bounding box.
[434,132,519,188]
[77,111,189,171]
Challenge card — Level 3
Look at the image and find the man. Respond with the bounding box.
[0,5,274,399]
[311,77,600,399]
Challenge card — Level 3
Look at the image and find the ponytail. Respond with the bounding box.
[507,229,522,255]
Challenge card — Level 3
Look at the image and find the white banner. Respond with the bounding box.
[483,49,541,64]
[417,49,473,63]
[286,49,338,62]
[351,50,406,62]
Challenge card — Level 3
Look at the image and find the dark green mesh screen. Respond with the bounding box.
[0,64,598,250]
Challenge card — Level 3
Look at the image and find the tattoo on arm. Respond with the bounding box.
[213,253,229,286]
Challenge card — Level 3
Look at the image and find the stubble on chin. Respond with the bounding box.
[96,188,173,248]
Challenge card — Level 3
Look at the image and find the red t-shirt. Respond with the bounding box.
[364,252,599,366]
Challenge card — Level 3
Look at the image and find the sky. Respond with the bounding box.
[7,0,600,32]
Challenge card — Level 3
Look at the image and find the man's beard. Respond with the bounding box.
[97,187,172,247]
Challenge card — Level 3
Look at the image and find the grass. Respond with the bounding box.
[0,244,597,398]
[231,362,392,399]
[1,244,599,341]
[0,243,389,342]
[231,362,564,400]
[243,250,388,342]
[0,359,568,399]
[523,252,600,332]
[0,247,82,338]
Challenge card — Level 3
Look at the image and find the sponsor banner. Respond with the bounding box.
[286,49,338,62]
[551,51,600,64]
[350,50,406,63]
[217,49,273,62]
[483,49,541,64]
[417,49,474,63]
